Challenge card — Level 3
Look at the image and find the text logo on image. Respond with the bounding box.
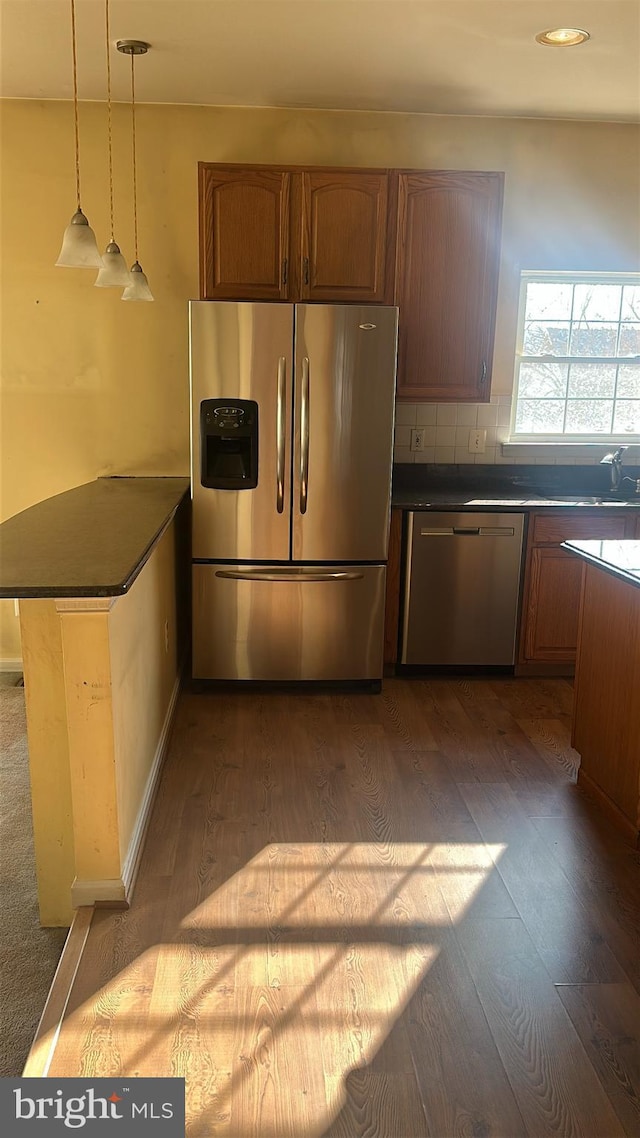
[0,1078,185,1134]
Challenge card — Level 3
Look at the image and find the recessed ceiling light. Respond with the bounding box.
[535,28,591,46]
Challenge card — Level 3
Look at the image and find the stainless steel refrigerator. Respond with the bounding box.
[189,300,398,681]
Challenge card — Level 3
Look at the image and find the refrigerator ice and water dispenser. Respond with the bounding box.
[199,398,258,489]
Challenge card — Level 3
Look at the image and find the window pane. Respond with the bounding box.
[572,284,622,321]
[570,323,618,356]
[518,361,568,397]
[621,285,640,321]
[523,321,569,355]
[525,282,573,320]
[515,400,566,433]
[565,400,613,433]
[618,323,640,357]
[617,365,640,397]
[568,362,616,397]
[613,400,640,433]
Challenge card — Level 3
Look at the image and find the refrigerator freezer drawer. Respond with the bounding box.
[192,563,386,680]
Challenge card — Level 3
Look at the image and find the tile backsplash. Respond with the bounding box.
[393,396,639,466]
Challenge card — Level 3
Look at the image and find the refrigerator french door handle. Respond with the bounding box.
[299,356,310,514]
[215,570,364,583]
[276,357,286,513]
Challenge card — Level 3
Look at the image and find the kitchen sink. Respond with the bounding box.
[543,494,640,505]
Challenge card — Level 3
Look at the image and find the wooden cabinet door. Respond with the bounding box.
[199,165,291,300]
[519,509,633,667]
[299,171,391,303]
[523,547,585,661]
[394,171,504,402]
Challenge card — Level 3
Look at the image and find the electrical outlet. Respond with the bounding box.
[469,429,487,454]
[410,428,425,452]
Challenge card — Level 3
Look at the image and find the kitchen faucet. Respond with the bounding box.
[599,446,628,491]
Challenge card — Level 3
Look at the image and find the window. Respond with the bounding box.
[510,272,640,442]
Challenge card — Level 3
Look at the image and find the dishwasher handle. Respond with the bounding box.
[420,525,516,537]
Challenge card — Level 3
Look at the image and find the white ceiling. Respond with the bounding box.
[1,0,638,122]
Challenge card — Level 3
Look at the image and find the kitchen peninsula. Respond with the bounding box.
[565,539,640,846]
[0,477,189,925]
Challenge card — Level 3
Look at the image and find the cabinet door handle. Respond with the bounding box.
[303,257,310,286]
[281,258,288,286]
[480,360,487,384]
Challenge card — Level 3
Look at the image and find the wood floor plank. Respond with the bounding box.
[411,680,507,782]
[320,1071,430,1137]
[455,918,626,1137]
[516,717,581,782]
[451,684,562,788]
[530,814,640,993]
[489,678,574,721]
[458,781,630,984]
[380,679,440,753]
[555,983,640,1137]
[405,927,529,1138]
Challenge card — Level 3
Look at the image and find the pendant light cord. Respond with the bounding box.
[130,52,138,261]
[70,0,81,209]
[105,0,115,241]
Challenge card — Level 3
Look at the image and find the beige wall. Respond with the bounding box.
[2,99,639,655]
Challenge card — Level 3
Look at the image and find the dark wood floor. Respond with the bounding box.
[48,679,640,1137]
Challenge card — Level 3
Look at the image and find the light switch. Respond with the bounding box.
[469,429,487,453]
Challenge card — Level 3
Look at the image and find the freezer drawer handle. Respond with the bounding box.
[299,356,310,514]
[276,357,286,513]
[420,526,515,537]
[214,570,364,583]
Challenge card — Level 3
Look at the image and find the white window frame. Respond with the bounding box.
[510,270,640,444]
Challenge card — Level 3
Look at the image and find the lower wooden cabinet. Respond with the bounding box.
[572,562,640,845]
[518,510,636,671]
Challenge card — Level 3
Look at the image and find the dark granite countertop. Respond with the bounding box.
[0,477,190,598]
[392,463,640,511]
[563,540,640,589]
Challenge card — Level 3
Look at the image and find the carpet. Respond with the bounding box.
[0,673,67,1076]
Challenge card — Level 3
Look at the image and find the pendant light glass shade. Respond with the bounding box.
[55,209,103,267]
[117,39,154,301]
[56,1,101,269]
[95,241,131,286]
[121,261,154,301]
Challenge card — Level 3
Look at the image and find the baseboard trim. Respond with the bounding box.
[0,657,23,672]
[23,906,94,1077]
[121,668,183,900]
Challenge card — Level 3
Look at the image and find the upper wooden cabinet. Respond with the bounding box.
[299,170,391,302]
[199,166,291,301]
[394,171,504,402]
[199,164,392,304]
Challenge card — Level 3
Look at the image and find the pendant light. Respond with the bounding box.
[117,39,154,301]
[95,0,130,287]
[55,0,102,268]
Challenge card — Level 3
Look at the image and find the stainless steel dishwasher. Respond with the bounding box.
[401,512,525,666]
